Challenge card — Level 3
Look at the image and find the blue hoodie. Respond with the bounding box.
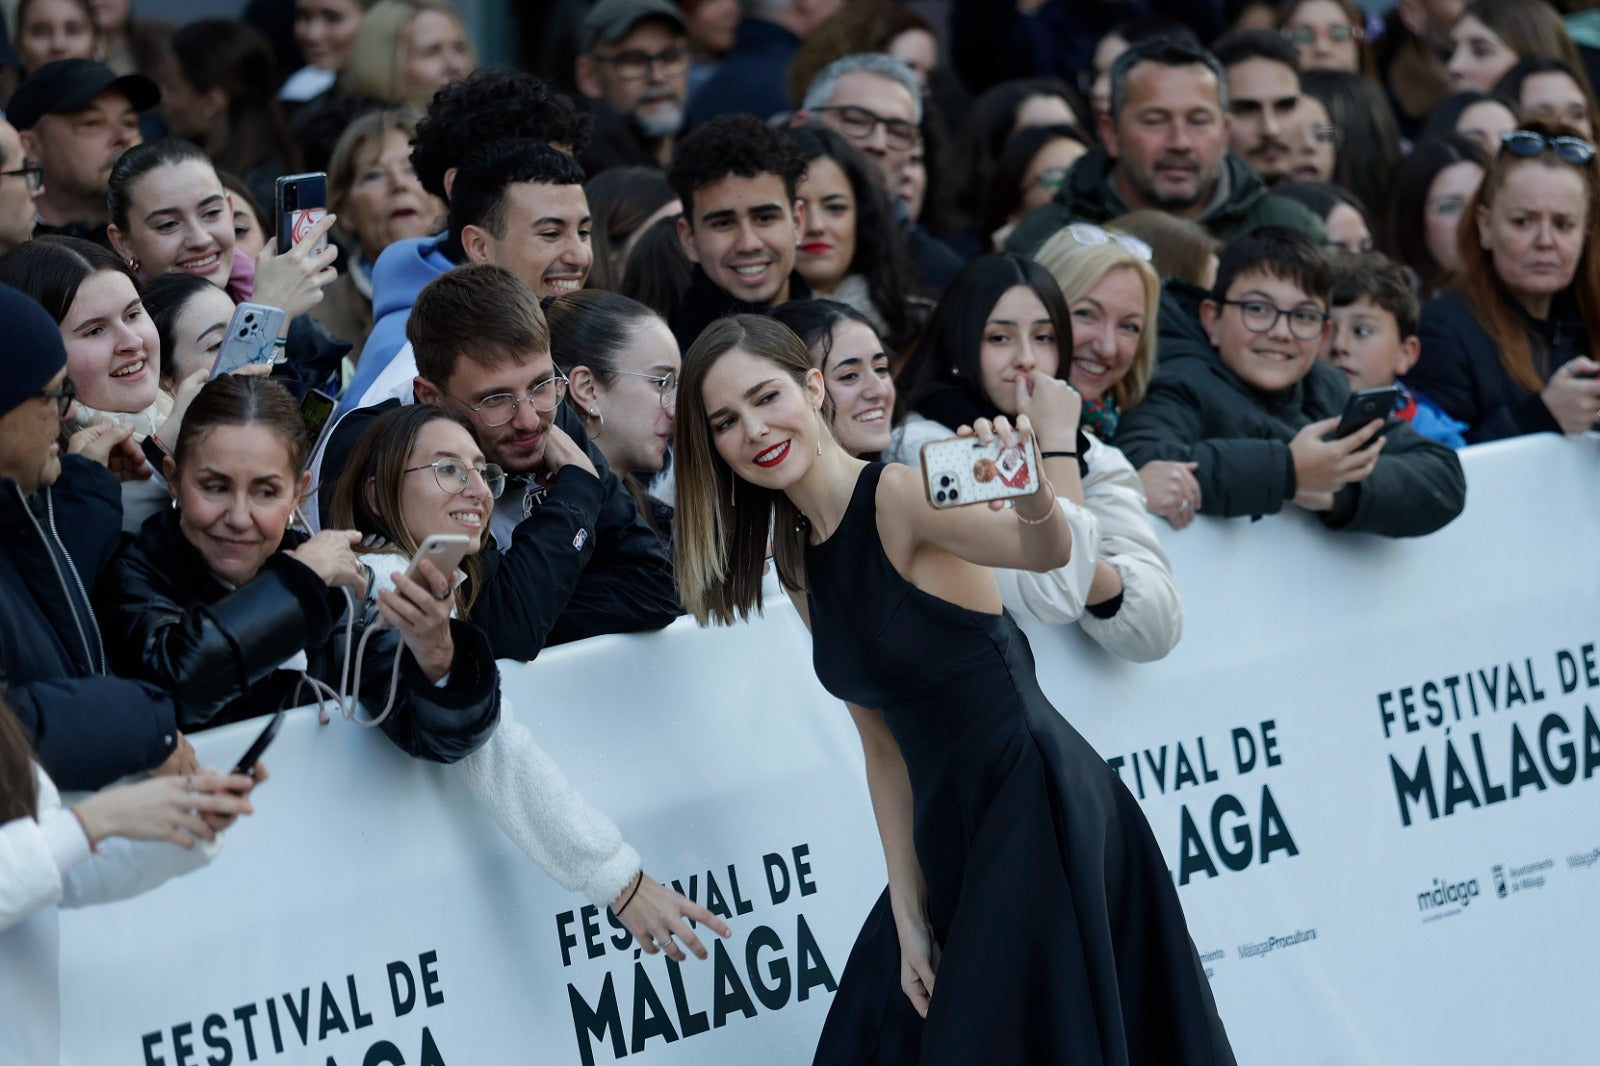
[339,234,454,415]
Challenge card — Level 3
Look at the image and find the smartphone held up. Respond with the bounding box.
[921,434,1042,509]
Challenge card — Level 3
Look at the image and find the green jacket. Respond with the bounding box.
[1005,145,1326,256]
[1112,280,1465,537]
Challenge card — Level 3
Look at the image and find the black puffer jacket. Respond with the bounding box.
[0,457,180,790]
[96,508,500,763]
[1405,285,1585,443]
[1117,282,1466,537]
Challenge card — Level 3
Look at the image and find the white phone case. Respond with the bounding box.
[211,302,286,378]
[405,534,472,583]
[920,435,1041,508]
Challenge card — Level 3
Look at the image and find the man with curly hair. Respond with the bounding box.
[667,113,812,349]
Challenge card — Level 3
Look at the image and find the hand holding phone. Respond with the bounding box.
[211,303,287,379]
[921,433,1041,508]
[231,711,284,777]
[1331,386,1403,439]
[275,172,329,256]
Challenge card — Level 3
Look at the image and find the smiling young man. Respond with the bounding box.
[667,113,811,350]
[318,266,679,659]
[1116,227,1464,536]
[1005,38,1323,256]
[8,58,159,247]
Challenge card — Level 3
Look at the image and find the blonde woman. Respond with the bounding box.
[340,0,474,109]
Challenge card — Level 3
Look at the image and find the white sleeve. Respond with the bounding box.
[994,497,1102,625]
[882,416,951,468]
[459,700,642,909]
[0,809,76,931]
[1075,439,1184,662]
[58,835,218,910]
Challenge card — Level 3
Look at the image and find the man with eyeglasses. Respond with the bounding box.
[0,117,43,254]
[319,266,679,660]
[574,0,691,174]
[6,59,158,248]
[1118,227,1464,537]
[0,282,194,792]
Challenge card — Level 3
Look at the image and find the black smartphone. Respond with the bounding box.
[1332,385,1403,439]
[274,171,328,255]
[232,711,285,777]
[300,388,337,441]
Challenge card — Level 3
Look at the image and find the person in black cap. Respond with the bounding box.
[574,0,691,175]
[0,281,195,793]
[9,58,160,246]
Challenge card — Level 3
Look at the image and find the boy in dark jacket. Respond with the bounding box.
[1117,227,1466,537]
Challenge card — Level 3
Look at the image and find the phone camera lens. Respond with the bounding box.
[948,488,959,499]
[935,490,947,503]
[940,475,952,487]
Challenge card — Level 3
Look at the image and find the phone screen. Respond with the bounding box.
[301,390,336,441]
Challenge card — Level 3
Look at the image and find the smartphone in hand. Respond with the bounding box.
[1331,386,1403,439]
[232,711,285,777]
[920,435,1041,508]
[405,534,472,584]
[211,302,287,379]
[275,171,328,255]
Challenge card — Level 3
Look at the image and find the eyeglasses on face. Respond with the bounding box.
[1032,166,1071,192]
[611,369,679,410]
[1308,122,1342,147]
[1499,129,1596,166]
[1220,298,1329,340]
[1283,24,1361,46]
[449,372,569,427]
[37,377,76,416]
[402,457,507,500]
[1064,222,1153,262]
[0,164,43,192]
[591,46,691,81]
[814,105,920,151]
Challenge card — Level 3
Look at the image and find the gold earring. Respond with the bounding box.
[128,257,140,272]
[816,438,822,456]
[728,477,736,509]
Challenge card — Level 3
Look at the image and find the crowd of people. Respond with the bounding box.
[2,0,1597,1059]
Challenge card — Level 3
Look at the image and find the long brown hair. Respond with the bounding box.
[0,695,39,823]
[673,315,819,626]
[1456,122,1600,392]
[326,404,486,618]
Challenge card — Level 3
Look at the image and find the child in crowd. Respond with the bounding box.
[1115,227,1465,537]
[1324,253,1469,449]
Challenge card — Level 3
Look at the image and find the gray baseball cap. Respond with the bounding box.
[583,0,687,53]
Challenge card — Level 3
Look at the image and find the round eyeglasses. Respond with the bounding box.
[448,372,568,428]
[1220,299,1329,341]
[611,369,679,410]
[402,458,507,500]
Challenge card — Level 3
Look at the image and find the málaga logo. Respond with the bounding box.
[1416,874,1480,922]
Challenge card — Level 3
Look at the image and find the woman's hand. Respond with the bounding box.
[613,873,734,962]
[251,213,339,321]
[376,557,456,683]
[1541,358,1600,435]
[895,910,940,1018]
[151,733,200,777]
[286,529,367,597]
[153,367,211,451]
[965,413,1056,520]
[1139,460,1202,529]
[67,421,151,482]
[73,767,258,849]
[1013,370,1082,449]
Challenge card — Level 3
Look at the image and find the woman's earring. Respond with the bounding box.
[728,478,736,509]
[128,257,139,272]
[816,438,823,456]
[586,407,604,440]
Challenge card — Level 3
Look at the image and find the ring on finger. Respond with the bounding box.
[433,585,452,601]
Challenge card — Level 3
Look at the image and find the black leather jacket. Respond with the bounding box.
[96,508,500,763]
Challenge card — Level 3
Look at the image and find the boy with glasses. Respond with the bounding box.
[574,0,692,173]
[318,265,680,660]
[1117,226,1465,535]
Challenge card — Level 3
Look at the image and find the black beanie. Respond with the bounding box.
[0,283,69,420]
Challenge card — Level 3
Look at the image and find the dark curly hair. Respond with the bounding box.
[411,69,594,202]
[667,114,809,224]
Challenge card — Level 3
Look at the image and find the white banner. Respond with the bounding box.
[58,434,1600,1065]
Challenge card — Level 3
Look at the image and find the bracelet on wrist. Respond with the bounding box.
[612,870,645,916]
[1015,478,1058,525]
[1039,450,1078,459]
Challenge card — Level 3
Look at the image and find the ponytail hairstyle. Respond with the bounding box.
[326,404,486,618]
[673,314,821,626]
[0,695,38,824]
[545,289,670,532]
[172,375,309,477]
[107,137,217,235]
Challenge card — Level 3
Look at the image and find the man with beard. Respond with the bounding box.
[8,59,159,247]
[1006,38,1323,256]
[575,0,691,173]
[1214,29,1305,188]
[667,113,811,349]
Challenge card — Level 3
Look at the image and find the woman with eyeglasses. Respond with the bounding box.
[1300,69,1402,221]
[979,123,1092,254]
[1379,134,1490,300]
[546,290,680,541]
[1288,93,1338,183]
[325,401,731,960]
[1276,0,1372,74]
[1406,124,1600,442]
[97,375,502,763]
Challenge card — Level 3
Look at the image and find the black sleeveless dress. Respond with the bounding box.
[805,464,1235,1065]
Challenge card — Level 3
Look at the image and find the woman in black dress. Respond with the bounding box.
[673,314,1234,1064]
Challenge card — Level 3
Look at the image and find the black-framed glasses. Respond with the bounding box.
[1500,129,1596,166]
[38,377,75,416]
[814,105,919,150]
[447,372,568,427]
[612,369,679,410]
[402,457,507,500]
[1220,299,1329,340]
[1063,222,1153,262]
[592,46,690,81]
[0,164,43,192]
[1282,24,1361,46]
